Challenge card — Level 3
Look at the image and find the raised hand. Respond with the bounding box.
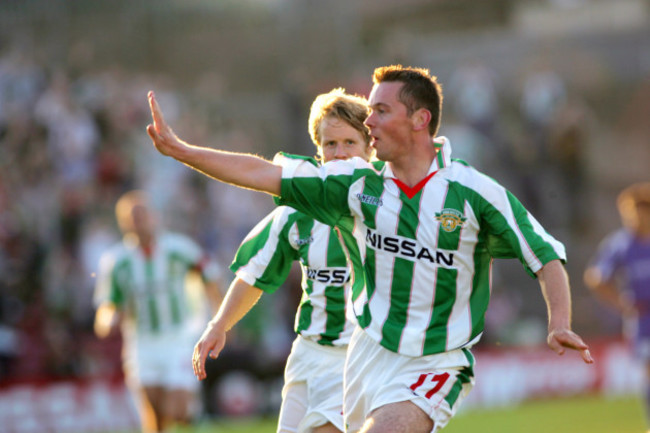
[146,91,187,158]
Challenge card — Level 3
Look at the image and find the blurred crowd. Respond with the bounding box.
[0,41,295,392]
[0,17,649,416]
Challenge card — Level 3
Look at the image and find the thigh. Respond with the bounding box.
[278,382,308,433]
[285,337,347,433]
[344,328,474,433]
[361,401,432,433]
[163,388,195,421]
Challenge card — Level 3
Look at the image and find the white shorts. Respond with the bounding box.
[344,326,475,433]
[123,329,198,391]
[281,335,347,433]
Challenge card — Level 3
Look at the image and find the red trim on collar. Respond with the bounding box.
[141,244,154,258]
[392,171,438,199]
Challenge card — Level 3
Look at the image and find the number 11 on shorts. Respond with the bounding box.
[410,372,450,399]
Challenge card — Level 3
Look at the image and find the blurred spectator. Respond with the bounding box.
[520,63,567,152]
[547,95,595,232]
[448,59,500,144]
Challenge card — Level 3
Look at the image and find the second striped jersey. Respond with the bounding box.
[94,231,218,337]
[231,205,356,347]
[274,137,566,357]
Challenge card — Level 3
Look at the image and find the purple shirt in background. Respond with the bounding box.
[592,229,650,340]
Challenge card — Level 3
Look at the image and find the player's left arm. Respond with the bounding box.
[537,259,594,364]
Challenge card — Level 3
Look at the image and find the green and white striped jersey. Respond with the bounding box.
[274,137,566,357]
[94,231,217,336]
[231,204,355,347]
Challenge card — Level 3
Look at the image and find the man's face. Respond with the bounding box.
[364,81,413,162]
[634,201,650,234]
[129,204,156,239]
[317,116,372,163]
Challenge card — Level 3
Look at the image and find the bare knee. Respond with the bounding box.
[360,401,433,433]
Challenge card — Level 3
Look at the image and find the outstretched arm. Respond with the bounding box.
[537,259,594,364]
[146,91,282,195]
[192,277,264,380]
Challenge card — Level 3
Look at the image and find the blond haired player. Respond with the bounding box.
[193,88,372,433]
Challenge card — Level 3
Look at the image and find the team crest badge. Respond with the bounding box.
[435,208,467,232]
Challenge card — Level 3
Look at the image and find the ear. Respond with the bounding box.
[411,108,431,132]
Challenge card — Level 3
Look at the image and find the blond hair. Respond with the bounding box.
[308,88,371,148]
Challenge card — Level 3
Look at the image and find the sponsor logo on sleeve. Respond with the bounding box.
[356,193,383,207]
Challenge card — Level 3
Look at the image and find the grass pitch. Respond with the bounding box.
[158,394,646,433]
[445,394,645,433]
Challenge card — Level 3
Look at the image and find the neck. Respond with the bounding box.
[388,145,438,187]
[138,233,154,249]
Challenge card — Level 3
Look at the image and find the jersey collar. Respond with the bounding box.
[383,136,453,180]
[383,136,453,199]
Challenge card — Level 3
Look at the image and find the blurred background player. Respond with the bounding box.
[93,190,223,433]
[192,88,373,433]
[584,182,650,431]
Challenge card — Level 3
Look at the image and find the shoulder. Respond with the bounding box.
[241,206,300,243]
[262,206,301,229]
[275,152,381,178]
[444,159,502,193]
[99,242,129,268]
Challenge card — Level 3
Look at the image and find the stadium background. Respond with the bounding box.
[0,0,649,431]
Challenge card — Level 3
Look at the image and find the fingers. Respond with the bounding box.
[547,337,565,356]
[580,348,594,364]
[147,91,165,132]
[548,330,595,364]
[192,345,206,380]
[192,342,215,380]
[146,124,158,141]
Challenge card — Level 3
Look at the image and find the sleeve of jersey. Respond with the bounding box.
[172,234,222,283]
[480,181,566,277]
[229,207,298,294]
[272,152,353,227]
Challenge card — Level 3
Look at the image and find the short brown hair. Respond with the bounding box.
[308,88,371,147]
[372,65,443,136]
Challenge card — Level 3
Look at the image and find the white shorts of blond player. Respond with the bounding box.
[344,326,475,433]
[279,335,347,433]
